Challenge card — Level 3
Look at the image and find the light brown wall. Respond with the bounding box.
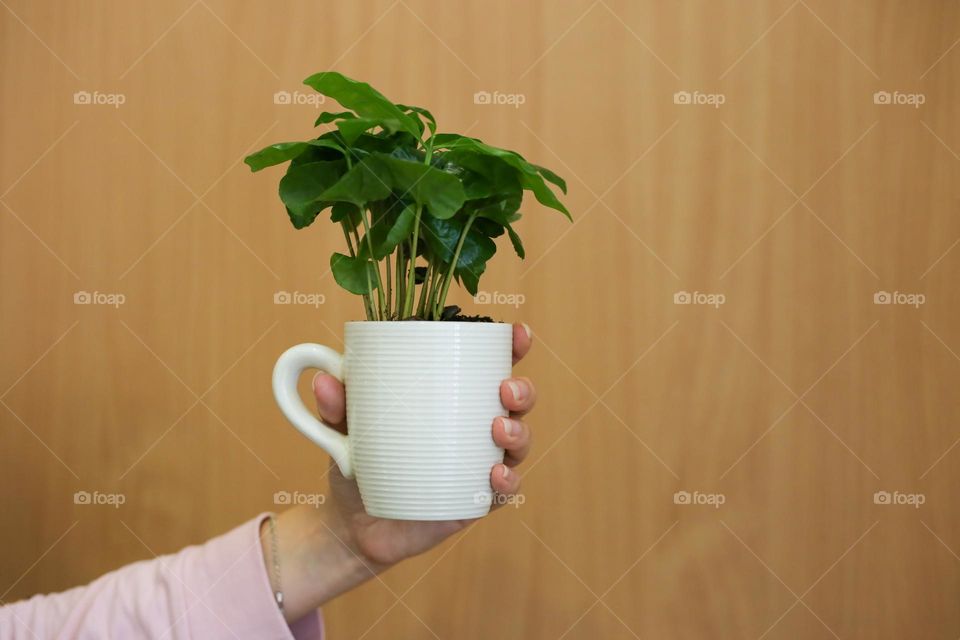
[2,1,960,638]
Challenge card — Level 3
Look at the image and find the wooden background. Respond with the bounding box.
[2,1,960,638]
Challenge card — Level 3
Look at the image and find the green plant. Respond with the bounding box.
[245,72,570,320]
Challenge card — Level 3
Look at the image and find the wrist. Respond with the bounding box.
[260,506,380,623]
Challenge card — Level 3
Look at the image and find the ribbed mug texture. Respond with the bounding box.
[342,321,512,520]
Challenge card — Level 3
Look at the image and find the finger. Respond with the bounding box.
[500,376,537,417]
[490,463,521,495]
[313,373,347,432]
[492,417,531,467]
[512,323,533,364]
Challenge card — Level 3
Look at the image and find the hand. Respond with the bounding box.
[314,322,536,566]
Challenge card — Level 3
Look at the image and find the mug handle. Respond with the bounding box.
[272,343,353,478]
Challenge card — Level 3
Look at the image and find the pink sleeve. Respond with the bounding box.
[0,514,324,640]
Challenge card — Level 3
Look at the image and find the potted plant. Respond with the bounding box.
[247,72,569,520]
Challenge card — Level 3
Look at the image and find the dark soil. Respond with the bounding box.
[444,313,496,322]
[401,305,496,323]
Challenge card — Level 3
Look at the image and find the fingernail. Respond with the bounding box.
[522,323,533,341]
[507,381,523,402]
[312,372,322,387]
[501,465,510,480]
[503,418,516,437]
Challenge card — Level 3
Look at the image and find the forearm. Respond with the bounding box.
[262,506,383,623]
[1,515,323,640]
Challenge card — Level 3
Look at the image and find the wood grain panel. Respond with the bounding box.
[2,1,959,637]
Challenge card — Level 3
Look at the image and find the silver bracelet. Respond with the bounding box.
[267,514,284,611]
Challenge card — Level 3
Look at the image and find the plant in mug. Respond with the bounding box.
[245,72,570,320]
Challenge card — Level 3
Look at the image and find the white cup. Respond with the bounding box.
[272,321,513,520]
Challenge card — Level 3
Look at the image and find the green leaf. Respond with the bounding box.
[457,227,496,271]
[351,132,418,156]
[456,219,498,296]
[383,204,417,254]
[358,203,416,260]
[330,253,379,294]
[533,164,567,194]
[330,202,362,230]
[459,265,483,296]
[314,110,356,126]
[420,214,496,295]
[506,222,525,259]
[456,230,496,296]
[388,146,424,163]
[420,215,462,264]
[278,160,345,228]
[319,157,392,207]
[336,117,387,145]
[470,194,521,226]
[473,217,506,239]
[398,104,437,135]
[370,153,465,219]
[445,151,522,200]
[244,139,345,172]
[516,169,569,218]
[434,134,570,219]
[303,72,421,139]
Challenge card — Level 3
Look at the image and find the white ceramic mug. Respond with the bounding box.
[272,321,513,520]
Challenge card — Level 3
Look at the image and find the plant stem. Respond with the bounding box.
[360,209,385,320]
[416,262,433,317]
[423,138,434,165]
[434,212,477,318]
[403,205,423,317]
[365,268,378,319]
[384,253,392,319]
[342,221,373,320]
[341,222,356,257]
[430,265,444,318]
[423,263,440,320]
[394,242,405,318]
